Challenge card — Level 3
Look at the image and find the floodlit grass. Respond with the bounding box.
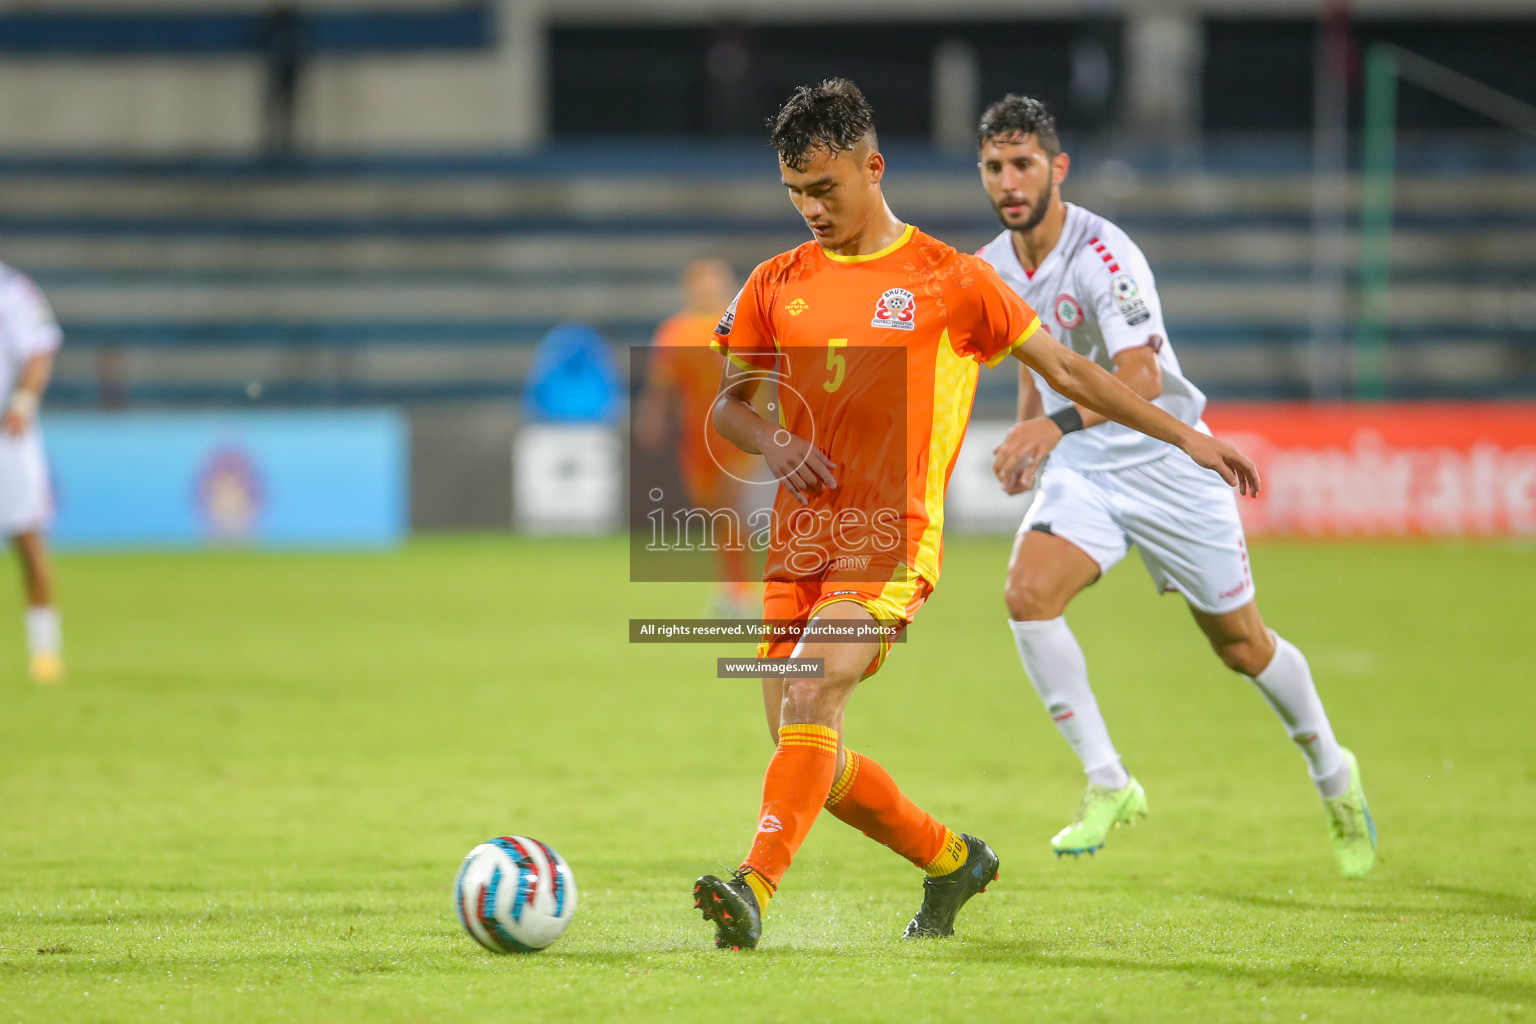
[0,536,1531,1022]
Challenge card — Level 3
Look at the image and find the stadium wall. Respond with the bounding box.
[42,409,409,548]
[0,0,545,153]
[1,0,1530,155]
[1205,403,1536,537]
[955,405,1536,538]
[31,403,1536,543]
[544,0,1536,18]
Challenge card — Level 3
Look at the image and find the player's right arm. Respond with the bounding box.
[952,258,1257,495]
[709,277,837,505]
[1016,360,1044,423]
[1026,231,1168,435]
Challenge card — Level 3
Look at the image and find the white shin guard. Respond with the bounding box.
[1248,633,1348,798]
[1009,616,1129,789]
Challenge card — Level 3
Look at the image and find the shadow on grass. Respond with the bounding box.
[7,930,1533,1008]
[1423,882,1536,923]
[1006,947,1536,1005]
[1205,882,1536,924]
[543,934,1536,1004]
[545,934,1052,965]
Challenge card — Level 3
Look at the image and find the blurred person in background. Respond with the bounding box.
[262,4,305,160]
[635,257,761,617]
[0,263,64,684]
[978,95,1375,877]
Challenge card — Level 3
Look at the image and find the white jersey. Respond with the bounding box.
[977,203,1206,472]
[0,262,62,404]
[0,262,61,536]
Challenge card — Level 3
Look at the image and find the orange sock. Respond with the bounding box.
[824,749,959,873]
[740,724,839,897]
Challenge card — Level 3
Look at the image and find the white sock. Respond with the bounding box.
[1009,617,1130,790]
[24,606,61,658]
[1248,632,1348,798]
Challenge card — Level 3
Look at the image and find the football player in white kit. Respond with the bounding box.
[974,95,1376,877]
[0,263,64,683]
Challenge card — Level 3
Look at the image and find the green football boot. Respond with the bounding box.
[1322,748,1377,879]
[1050,777,1148,856]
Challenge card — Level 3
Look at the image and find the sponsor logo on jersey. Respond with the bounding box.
[715,289,741,335]
[1111,274,1151,326]
[871,287,916,330]
[1054,293,1084,329]
[758,814,784,834]
[785,297,809,316]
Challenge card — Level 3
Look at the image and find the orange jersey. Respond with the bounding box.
[711,224,1042,586]
[651,310,755,499]
[652,311,729,427]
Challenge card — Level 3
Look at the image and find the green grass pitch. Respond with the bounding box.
[0,536,1532,1022]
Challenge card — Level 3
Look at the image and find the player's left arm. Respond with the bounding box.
[1011,335,1258,495]
[3,351,54,437]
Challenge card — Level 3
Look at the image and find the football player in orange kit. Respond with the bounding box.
[692,79,1259,950]
[635,257,762,615]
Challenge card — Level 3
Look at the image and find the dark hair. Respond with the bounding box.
[769,78,878,172]
[976,94,1061,156]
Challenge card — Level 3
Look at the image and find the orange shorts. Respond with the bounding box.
[754,572,934,679]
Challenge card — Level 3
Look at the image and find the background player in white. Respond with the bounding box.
[0,263,64,683]
[974,95,1376,877]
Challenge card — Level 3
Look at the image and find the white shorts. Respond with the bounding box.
[0,428,52,537]
[1019,452,1255,615]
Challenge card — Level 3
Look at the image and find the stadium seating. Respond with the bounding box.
[7,139,1534,412]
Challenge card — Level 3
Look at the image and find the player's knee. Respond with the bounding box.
[1212,637,1267,676]
[1005,574,1063,621]
[782,672,854,722]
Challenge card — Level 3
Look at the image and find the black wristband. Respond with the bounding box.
[1048,406,1085,436]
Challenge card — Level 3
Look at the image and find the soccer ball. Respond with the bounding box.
[453,836,578,953]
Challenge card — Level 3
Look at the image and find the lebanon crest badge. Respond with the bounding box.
[871,288,916,330]
[1054,293,1084,330]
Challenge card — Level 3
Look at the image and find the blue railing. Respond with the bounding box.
[0,7,493,55]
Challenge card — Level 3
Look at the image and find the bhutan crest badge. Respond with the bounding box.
[871,287,916,330]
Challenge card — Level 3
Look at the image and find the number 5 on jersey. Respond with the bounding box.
[824,338,847,393]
